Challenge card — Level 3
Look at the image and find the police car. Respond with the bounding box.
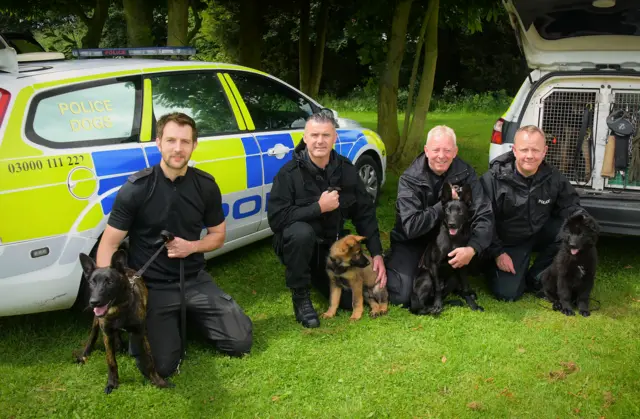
[491,0,640,236]
[0,41,387,317]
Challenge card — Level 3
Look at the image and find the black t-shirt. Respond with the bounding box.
[107,164,225,282]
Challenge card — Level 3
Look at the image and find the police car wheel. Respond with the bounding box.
[355,155,381,204]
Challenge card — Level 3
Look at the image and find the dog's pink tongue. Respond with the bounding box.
[570,248,579,255]
[449,228,458,236]
[93,305,109,316]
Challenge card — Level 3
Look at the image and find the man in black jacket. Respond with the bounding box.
[267,112,386,328]
[480,125,585,301]
[385,125,494,306]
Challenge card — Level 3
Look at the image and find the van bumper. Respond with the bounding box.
[0,235,94,317]
[579,191,640,236]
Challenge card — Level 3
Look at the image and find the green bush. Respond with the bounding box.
[318,82,512,115]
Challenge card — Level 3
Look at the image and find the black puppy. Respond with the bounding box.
[410,183,484,315]
[541,212,599,317]
[75,250,172,394]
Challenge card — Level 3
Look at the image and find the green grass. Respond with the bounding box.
[2,111,640,418]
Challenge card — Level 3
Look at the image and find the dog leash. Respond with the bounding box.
[130,230,175,283]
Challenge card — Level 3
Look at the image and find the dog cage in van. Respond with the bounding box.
[536,86,640,191]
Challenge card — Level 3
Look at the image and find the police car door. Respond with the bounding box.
[141,69,263,242]
[221,70,318,231]
[0,74,146,257]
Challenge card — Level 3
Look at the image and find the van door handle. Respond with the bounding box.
[267,143,290,159]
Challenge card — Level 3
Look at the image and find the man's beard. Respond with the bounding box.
[163,155,188,170]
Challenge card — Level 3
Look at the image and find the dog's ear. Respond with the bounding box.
[353,235,366,243]
[79,253,96,278]
[441,183,453,203]
[460,184,473,205]
[110,249,128,274]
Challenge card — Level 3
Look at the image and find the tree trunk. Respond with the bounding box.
[298,0,311,94]
[79,0,110,48]
[398,0,439,169]
[378,0,413,159]
[123,0,154,47]
[238,0,262,69]
[167,0,189,46]
[308,0,329,98]
[392,0,435,166]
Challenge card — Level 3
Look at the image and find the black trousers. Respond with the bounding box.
[274,221,352,309]
[130,270,253,378]
[481,216,563,302]
[383,240,426,307]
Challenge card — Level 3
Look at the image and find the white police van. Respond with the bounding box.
[0,40,387,317]
[491,0,640,235]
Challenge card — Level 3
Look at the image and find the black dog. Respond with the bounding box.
[541,212,599,317]
[410,183,484,315]
[75,250,172,394]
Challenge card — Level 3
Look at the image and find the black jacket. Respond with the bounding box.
[389,153,494,256]
[480,150,584,258]
[267,142,383,256]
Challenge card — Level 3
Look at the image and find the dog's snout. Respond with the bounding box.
[89,298,101,308]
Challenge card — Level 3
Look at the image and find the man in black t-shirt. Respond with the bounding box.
[95,112,252,378]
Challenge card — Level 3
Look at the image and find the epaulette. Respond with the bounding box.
[192,166,215,182]
[127,167,153,183]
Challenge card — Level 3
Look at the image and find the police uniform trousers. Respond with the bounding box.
[129,270,253,378]
[481,216,563,302]
[274,221,353,310]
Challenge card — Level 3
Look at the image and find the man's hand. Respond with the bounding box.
[319,190,340,213]
[451,187,459,200]
[166,236,196,259]
[495,252,516,274]
[372,255,387,288]
[448,246,475,269]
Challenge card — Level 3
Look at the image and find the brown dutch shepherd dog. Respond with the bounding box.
[322,234,389,320]
[74,249,173,394]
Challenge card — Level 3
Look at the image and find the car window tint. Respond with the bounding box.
[31,81,137,144]
[148,72,238,136]
[229,72,316,131]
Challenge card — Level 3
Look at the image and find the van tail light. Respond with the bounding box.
[0,88,10,129]
[491,118,504,144]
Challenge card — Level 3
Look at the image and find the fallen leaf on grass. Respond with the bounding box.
[573,408,581,414]
[548,361,580,381]
[411,325,423,331]
[467,401,483,411]
[485,377,495,383]
[517,347,526,354]
[252,290,257,295]
[271,395,280,402]
[441,356,447,363]
[603,391,616,408]
[624,265,633,269]
[632,298,640,303]
[499,388,513,398]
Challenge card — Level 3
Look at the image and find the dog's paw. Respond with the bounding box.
[154,378,175,389]
[580,310,591,317]
[552,301,562,311]
[74,354,87,364]
[561,307,575,316]
[349,313,363,321]
[320,311,336,319]
[473,305,485,312]
[104,383,118,394]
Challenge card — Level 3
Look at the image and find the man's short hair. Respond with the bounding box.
[426,125,457,147]
[306,109,338,128]
[157,112,198,142]
[515,125,546,140]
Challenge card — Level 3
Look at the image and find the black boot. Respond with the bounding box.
[291,288,320,328]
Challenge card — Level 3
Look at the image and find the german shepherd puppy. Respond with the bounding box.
[541,211,599,317]
[410,183,484,315]
[75,250,172,394]
[322,235,389,320]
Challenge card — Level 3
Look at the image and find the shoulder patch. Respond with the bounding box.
[192,167,215,182]
[127,167,153,183]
